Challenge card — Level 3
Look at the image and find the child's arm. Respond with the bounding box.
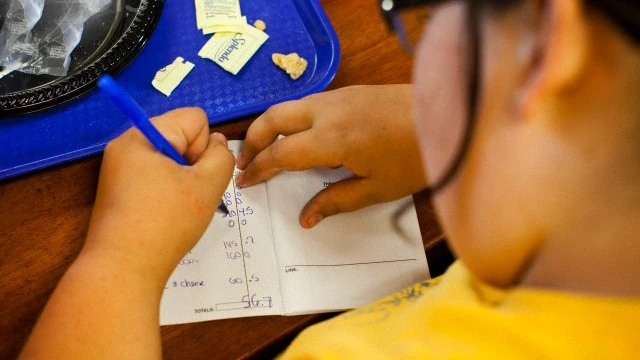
[236,85,426,228]
[19,108,234,360]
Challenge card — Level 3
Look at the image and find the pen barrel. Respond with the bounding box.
[98,75,225,212]
[98,75,189,166]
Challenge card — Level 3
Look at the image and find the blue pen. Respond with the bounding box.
[97,75,230,215]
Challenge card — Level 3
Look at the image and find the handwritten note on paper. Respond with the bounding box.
[160,142,282,325]
[159,141,429,325]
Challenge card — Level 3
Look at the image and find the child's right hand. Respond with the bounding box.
[82,108,235,287]
[236,85,427,228]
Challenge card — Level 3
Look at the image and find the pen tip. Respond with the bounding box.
[218,202,230,215]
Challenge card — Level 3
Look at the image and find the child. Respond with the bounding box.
[19,0,640,358]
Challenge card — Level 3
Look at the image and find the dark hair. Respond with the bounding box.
[587,0,640,43]
[480,0,640,42]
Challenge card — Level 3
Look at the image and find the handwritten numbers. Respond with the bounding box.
[225,251,251,260]
[241,294,273,308]
[217,167,272,314]
[223,240,238,249]
[224,191,233,206]
[222,210,237,219]
[238,206,254,217]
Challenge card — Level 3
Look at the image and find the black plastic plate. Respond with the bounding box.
[0,0,164,117]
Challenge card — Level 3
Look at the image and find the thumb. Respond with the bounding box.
[149,108,211,163]
[299,178,378,229]
[193,133,235,194]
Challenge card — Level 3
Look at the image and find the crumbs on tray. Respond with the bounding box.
[190,1,307,81]
[151,57,195,96]
[194,0,269,75]
[272,53,308,80]
[253,19,266,31]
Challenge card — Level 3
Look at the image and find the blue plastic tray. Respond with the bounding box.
[0,0,340,180]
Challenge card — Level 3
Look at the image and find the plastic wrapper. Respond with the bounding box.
[0,0,111,79]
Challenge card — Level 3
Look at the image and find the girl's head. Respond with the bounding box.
[406,0,640,287]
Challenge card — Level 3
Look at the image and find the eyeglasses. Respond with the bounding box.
[381,0,481,200]
[380,0,443,53]
[384,0,481,237]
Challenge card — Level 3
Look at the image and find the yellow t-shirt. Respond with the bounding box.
[279,261,639,359]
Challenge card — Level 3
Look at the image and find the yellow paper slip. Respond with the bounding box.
[195,0,242,30]
[198,24,269,75]
[202,16,247,35]
[151,57,195,96]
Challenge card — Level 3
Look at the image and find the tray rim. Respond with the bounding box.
[0,0,341,181]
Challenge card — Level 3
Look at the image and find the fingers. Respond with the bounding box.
[113,106,234,185]
[299,178,379,229]
[237,100,313,169]
[193,133,235,193]
[235,131,341,187]
[122,107,210,164]
[153,107,211,164]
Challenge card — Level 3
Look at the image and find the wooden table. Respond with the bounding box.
[0,1,450,358]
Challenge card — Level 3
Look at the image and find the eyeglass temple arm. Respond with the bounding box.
[380,0,444,32]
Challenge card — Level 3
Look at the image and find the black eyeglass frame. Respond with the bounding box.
[381,0,481,198]
[380,0,445,52]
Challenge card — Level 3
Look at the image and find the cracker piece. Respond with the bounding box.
[272,53,308,80]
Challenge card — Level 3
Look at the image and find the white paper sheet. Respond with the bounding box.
[159,141,430,325]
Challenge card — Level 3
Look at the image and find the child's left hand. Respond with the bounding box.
[82,108,235,287]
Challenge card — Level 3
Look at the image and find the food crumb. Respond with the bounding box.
[254,19,266,31]
[272,53,308,80]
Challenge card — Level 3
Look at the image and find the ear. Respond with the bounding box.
[517,0,589,119]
